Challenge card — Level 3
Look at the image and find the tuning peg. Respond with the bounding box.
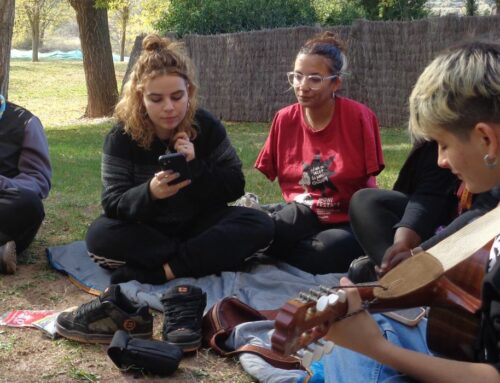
[316,294,329,312]
[297,344,324,366]
[319,285,334,294]
[312,343,324,361]
[308,288,323,298]
[336,289,347,303]
[297,348,314,368]
[319,339,335,354]
[316,293,341,312]
[299,292,318,302]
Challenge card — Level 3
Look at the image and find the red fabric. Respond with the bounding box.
[255,97,384,224]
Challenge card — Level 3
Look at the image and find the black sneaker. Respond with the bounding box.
[0,241,16,274]
[161,285,207,352]
[56,285,153,344]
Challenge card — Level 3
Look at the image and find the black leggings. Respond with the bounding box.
[266,202,363,274]
[348,188,410,265]
[0,188,45,253]
[85,206,274,279]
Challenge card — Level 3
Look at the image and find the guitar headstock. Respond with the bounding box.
[271,287,348,366]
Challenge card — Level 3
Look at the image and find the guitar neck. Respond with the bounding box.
[271,284,421,356]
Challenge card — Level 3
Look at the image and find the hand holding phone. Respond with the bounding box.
[150,153,191,200]
[158,153,191,185]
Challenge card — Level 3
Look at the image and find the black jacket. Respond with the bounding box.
[101,108,245,231]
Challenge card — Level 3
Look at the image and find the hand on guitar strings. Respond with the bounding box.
[324,277,387,358]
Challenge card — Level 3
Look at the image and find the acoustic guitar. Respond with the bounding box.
[271,245,490,365]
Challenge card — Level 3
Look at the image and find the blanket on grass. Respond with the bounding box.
[46,240,341,382]
[46,240,341,312]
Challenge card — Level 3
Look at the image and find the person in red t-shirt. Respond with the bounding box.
[255,32,384,274]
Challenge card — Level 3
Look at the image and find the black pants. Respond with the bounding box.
[0,188,45,253]
[348,188,410,266]
[85,206,274,279]
[266,202,363,274]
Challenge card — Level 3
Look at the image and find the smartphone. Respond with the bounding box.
[382,307,427,327]
[158,153,191,185]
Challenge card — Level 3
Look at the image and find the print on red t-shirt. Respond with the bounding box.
[255,97,384,224]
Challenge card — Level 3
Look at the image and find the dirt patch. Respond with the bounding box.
[0,244,255,383]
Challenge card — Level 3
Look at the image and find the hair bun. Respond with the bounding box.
[310,31,346,52]
[142,34,172,52]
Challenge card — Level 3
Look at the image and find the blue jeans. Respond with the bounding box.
[322,314,430,383]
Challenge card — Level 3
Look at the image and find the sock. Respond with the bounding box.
[110,265,168,285]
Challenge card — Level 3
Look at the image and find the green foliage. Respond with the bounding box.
[95,0,130,9]
[133,0,169,32]
[95,0,168,57]
[314,0,366,26]
[155,0,317,36]
[359,0,380,19]
[360,0,428,20]
[12,0,72,49]
[465,0,478,16]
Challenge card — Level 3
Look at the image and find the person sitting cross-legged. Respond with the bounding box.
[0,95,51,274]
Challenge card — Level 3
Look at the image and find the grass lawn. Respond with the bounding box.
[0,59,411,382]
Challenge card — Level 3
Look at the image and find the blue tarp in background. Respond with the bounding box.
[11,49,128,62]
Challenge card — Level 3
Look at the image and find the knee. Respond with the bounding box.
[239,208,275,244]
[6,189,45,222]
[85,216,113,254]
[349,188,381,221]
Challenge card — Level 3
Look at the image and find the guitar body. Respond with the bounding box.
[425,245,489,361]
[427,307,480,361]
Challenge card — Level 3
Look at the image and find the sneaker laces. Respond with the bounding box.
[165,300,201,330]
[74,298,102,319]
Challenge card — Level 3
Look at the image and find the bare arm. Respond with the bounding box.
[325,277,500,383]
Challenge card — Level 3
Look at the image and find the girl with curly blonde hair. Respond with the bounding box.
[84,34,273,300]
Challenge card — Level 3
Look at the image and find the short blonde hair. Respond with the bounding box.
[409,40,500,141]
[115,34,199,149]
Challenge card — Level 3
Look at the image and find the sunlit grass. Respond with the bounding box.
[9,60,128,127]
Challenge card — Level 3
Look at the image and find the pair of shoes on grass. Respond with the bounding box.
[55,284,207,352]
[0,241,16,274]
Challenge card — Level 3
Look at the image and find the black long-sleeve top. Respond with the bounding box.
[392,140,460,240]
[101,108,245,230]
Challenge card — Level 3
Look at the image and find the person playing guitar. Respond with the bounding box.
[273,40,500,382]
[324,40,500,383]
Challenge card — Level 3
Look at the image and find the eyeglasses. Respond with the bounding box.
[287,72,338,90]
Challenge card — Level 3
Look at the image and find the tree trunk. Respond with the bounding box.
[32,10,40,62]
[0,0,15,99]
[69,0,118,117]
[120,6,129,62]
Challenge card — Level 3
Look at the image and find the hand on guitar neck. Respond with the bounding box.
[322,277,385,358]
[376,227,423,276]
[376,247,418,276]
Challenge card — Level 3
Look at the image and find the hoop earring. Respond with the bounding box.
[484,154,498,169]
